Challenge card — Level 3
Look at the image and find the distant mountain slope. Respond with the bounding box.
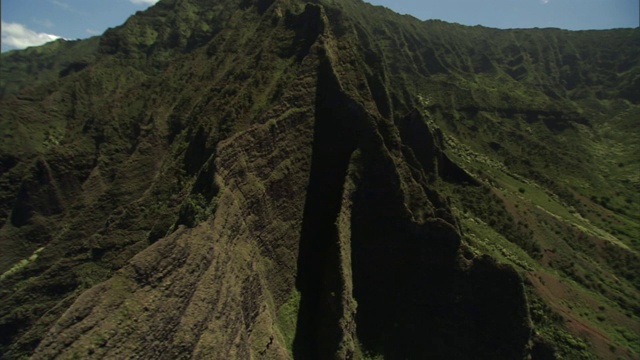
[0,37,100,99]
[0,0,638,359]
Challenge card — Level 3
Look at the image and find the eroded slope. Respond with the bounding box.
[1,0,638,359]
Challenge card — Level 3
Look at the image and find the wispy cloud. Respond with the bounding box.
[86,28,101,36]
[540,0,550,4]
[1,21,63,50]
[32,18,56,29]
[47,0,89,15]
[49,0,71,10]
[130,0,159,5]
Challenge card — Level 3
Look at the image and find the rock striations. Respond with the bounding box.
[1,0,638,359]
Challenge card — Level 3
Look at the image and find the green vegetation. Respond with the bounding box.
[528,294,598,360]
[276,289,301,356]
[0,37,100,97]
[0,247,44,281]
[0,0,638,358]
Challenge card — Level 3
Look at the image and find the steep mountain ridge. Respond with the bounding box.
[1,0,638,359]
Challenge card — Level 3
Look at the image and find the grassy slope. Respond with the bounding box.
[0,0,311,356]
[0,37,100,98]
[0,0,638,358]
[319,1,639,357]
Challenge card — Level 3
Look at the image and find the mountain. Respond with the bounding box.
[1,0,638,359]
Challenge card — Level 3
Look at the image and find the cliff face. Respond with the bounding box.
[1,0,638,359]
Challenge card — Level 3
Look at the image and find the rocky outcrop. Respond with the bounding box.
[17,5,531,359]
[1,0,638,359]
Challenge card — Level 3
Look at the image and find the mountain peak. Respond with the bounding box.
[1,1,639,359]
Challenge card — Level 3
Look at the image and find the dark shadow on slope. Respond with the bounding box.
[292,56,358,360]
[343,104,529,359]
[10,159,64,228]
[350,149,531,359]
[396,110,478,186]
[349,143,462,358]
[284,3,326,62]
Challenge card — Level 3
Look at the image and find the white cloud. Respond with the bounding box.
[1,21,63,50]
[130,0,159,5]
[540,0,550,4]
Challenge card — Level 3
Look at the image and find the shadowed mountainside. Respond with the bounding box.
[1,0,638,359]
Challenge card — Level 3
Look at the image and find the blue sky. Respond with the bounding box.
[1,0,159,52]
[1,0,639,52]
[367,0,639,30]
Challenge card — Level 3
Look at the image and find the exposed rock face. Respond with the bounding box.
[1,0,638,359]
